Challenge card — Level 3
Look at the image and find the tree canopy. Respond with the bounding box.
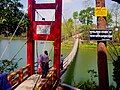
[0,0,29,36]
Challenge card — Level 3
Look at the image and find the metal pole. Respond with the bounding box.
[27,0,35,74]
[96,0,109,90]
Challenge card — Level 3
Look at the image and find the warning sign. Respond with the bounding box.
[95,7,107,16]
[90,30,112,41]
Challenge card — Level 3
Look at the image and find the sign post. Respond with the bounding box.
[96,0,109,90]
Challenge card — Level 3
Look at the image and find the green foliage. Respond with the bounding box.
[106,11,113,27]
[113,56,120,89]
[77,7,94,25]
[0,58,22,74]
[81,7,94,25]
[108,42,120,89]
[73,7,113,26]
[74,69,98,90]
[80,24,92,40]
[0,0,29,36]
[73,11,78,20]
[62,18,74,40]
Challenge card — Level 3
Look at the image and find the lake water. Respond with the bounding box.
[0,40,115,87]
[62,45,116,87]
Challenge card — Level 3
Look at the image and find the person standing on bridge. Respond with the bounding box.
[38,50,50,78]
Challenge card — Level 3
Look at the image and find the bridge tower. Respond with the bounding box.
[27,0,62,77]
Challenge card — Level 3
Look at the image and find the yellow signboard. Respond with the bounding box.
[95,7,107,16]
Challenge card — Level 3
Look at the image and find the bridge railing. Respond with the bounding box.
[63,38,79,70]
[7,38,79,89]
[7,64,31,89]
[35,67,58,90]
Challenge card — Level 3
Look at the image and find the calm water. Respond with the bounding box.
[0,40,115,87]
[0,40,26,68]
[62,44,116,87]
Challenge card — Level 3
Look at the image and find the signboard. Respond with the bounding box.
[90,30,112,41]
[95,7,107,16]
[36,25,50,34]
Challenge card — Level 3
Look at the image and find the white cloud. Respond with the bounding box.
[63,0,80,4]
[63,0,73,3]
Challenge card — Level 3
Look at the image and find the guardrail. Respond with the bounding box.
[35,67,58,90]
[63,38,79,70]
[7,38,79,89]
[7,64,31,89]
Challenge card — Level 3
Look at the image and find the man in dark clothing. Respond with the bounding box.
[38,51,49,78]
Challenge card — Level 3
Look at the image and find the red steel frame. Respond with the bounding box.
[27,0,62,77]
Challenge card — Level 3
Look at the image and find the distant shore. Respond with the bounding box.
[0,35,26,40]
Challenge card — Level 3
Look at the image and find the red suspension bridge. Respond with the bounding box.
[0,0,119,90]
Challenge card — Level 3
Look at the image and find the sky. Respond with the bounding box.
[20,0,116,20]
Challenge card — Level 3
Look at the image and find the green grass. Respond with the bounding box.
[80,43,97,48]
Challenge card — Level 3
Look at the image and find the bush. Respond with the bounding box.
[113,56,120,90]
[0,58,22,74]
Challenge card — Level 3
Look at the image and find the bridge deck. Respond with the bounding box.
[62,38,79,71]
[9,38,79,90]
[15,74,41,90]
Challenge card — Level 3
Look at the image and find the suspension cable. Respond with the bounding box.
[34,4,58,74]
[42,4,58,53]
[33,4,59,89]
[0,5,31,60]
[9,40,28,61]
[35,10,45,20]
[0,16,24,60]
[2,40,28,71]
[35,4,58,54]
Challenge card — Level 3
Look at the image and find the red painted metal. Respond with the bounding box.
[27,0,62,77]
[27,0,35,75]
[34,3,56,9]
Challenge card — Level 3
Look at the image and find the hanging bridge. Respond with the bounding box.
[6,37,79,90]
[0,0,81,89]
[0,0,116,89]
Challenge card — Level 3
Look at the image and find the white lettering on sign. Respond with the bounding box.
[90,30,112,41]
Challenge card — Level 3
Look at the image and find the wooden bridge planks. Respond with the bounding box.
[15,74,41,90]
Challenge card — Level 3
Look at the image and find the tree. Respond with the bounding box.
[78,7,94,25]
[110,3,120,27]
[0,58,22,74]
[0,0,29,36]
[80,24,92,40]
[113,56,120,90]
[62,18,74,39]
[106,10,113,27]
[73,11,78,20]
[73,11,78,33]
[108,42,120,90]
